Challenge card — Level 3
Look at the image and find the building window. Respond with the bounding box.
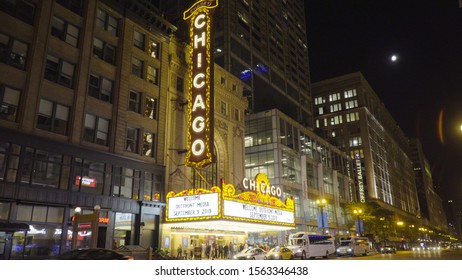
[144,173,161,201]
[131,57,143,78]
[221,101,227,115]
[330,103,342,113]
[36,99,69,135]
[126,126,139,153]
[147,65,158,84]
[93,38,116,65]
[346,112,359,122]
[318,107,324,115]
[144,97,157,120]
[44,55,75,88]
[129,90,141,113]
[149,39,159,59]
[143,131,155,157]
[329,92,341,102]
[21,148,64,188]
[96,8,118,36]
[0,33,28,69]
[88,74,113,103]
[133,30,145,50]
[349,136,362,147]
[51,17,79,47]
[113,167,139,198]
[56,0,83,15]
[83,114,109,146]
[0,0,35,25]
[0,84,20,122]
[176,76,184,93]
[345,100,358,109]
[234,108,240,121]
[72,158,105,194]
[314,96,325,105]
[344,89,357,98]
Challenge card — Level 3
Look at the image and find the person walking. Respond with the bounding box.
[223,243,229,259]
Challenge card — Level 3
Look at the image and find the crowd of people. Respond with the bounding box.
[176,241,279,259]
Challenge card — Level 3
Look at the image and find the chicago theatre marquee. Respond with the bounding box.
[160,1,294,252]
[162,173,295,251]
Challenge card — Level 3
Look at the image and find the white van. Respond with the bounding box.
[336,237,370,257]
[287,232,335,259]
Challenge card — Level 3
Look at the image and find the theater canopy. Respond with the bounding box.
[164,173,296,233]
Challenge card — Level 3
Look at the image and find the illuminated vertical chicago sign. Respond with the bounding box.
[184,1,218,167]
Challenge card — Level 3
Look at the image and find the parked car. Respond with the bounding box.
[57,248,134,260]
[266,246,293,260]
[233,248,267,260]
[380,245,397,254]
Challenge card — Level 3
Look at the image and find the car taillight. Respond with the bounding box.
[128,257,135,260]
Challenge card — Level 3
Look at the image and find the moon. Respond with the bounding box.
[391,55,398,62]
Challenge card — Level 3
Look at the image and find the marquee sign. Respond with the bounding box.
[184,1,218,167]
[165,187,221,222]
[164,173,295,228]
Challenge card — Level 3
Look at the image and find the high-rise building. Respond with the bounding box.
[409,139,447,232]
[0,0,176,259]
[160,0,313,127]
[312,72,421,228]
[244,109,354,243]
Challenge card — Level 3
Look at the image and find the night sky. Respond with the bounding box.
[305,0,462,205]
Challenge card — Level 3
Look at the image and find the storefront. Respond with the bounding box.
[162,173,296,258]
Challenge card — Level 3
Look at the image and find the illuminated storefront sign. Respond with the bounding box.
[184,0,218,167]
[355,154,366,203]
[74,176,97,188]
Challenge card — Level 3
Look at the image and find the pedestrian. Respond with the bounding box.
[190,241,195,259]
[218,244,223,259]
[223,244,229,259]
[229,242,234,258]
[177,244,183,258]
[206,244,211,259]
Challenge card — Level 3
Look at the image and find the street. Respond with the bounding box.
[330,248,462,260]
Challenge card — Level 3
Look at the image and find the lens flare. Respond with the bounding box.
[438,108,445,144]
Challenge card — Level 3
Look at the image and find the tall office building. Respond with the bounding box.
[312,72,421,226]
[409,139,448,233]
[0,0,176,259]
[160,0,313,127]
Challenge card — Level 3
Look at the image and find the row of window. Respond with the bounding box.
[314,89,358,105]
[316,112,361,129]
[0,143,162,201]
[318,100,359,115]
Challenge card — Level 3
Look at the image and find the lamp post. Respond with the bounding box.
[353,209,363,236]
[316,199,327,233]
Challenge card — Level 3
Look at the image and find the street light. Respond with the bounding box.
[353,209,363,236]
[316,199,327,233]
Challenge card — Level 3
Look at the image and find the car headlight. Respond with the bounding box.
[347,248,352,252]
[296,249,302,253]
[381,248,384,251]
[274,254,279,257]
[247,255,252,259]
[336,249,340,252]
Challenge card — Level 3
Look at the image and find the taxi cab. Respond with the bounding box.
[266,246,293,260]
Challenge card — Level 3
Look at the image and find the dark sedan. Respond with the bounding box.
[57,248,134,260]
[380,245,397,254]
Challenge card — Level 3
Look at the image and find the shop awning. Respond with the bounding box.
[0,222,29,232]
[163,219,295,234]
